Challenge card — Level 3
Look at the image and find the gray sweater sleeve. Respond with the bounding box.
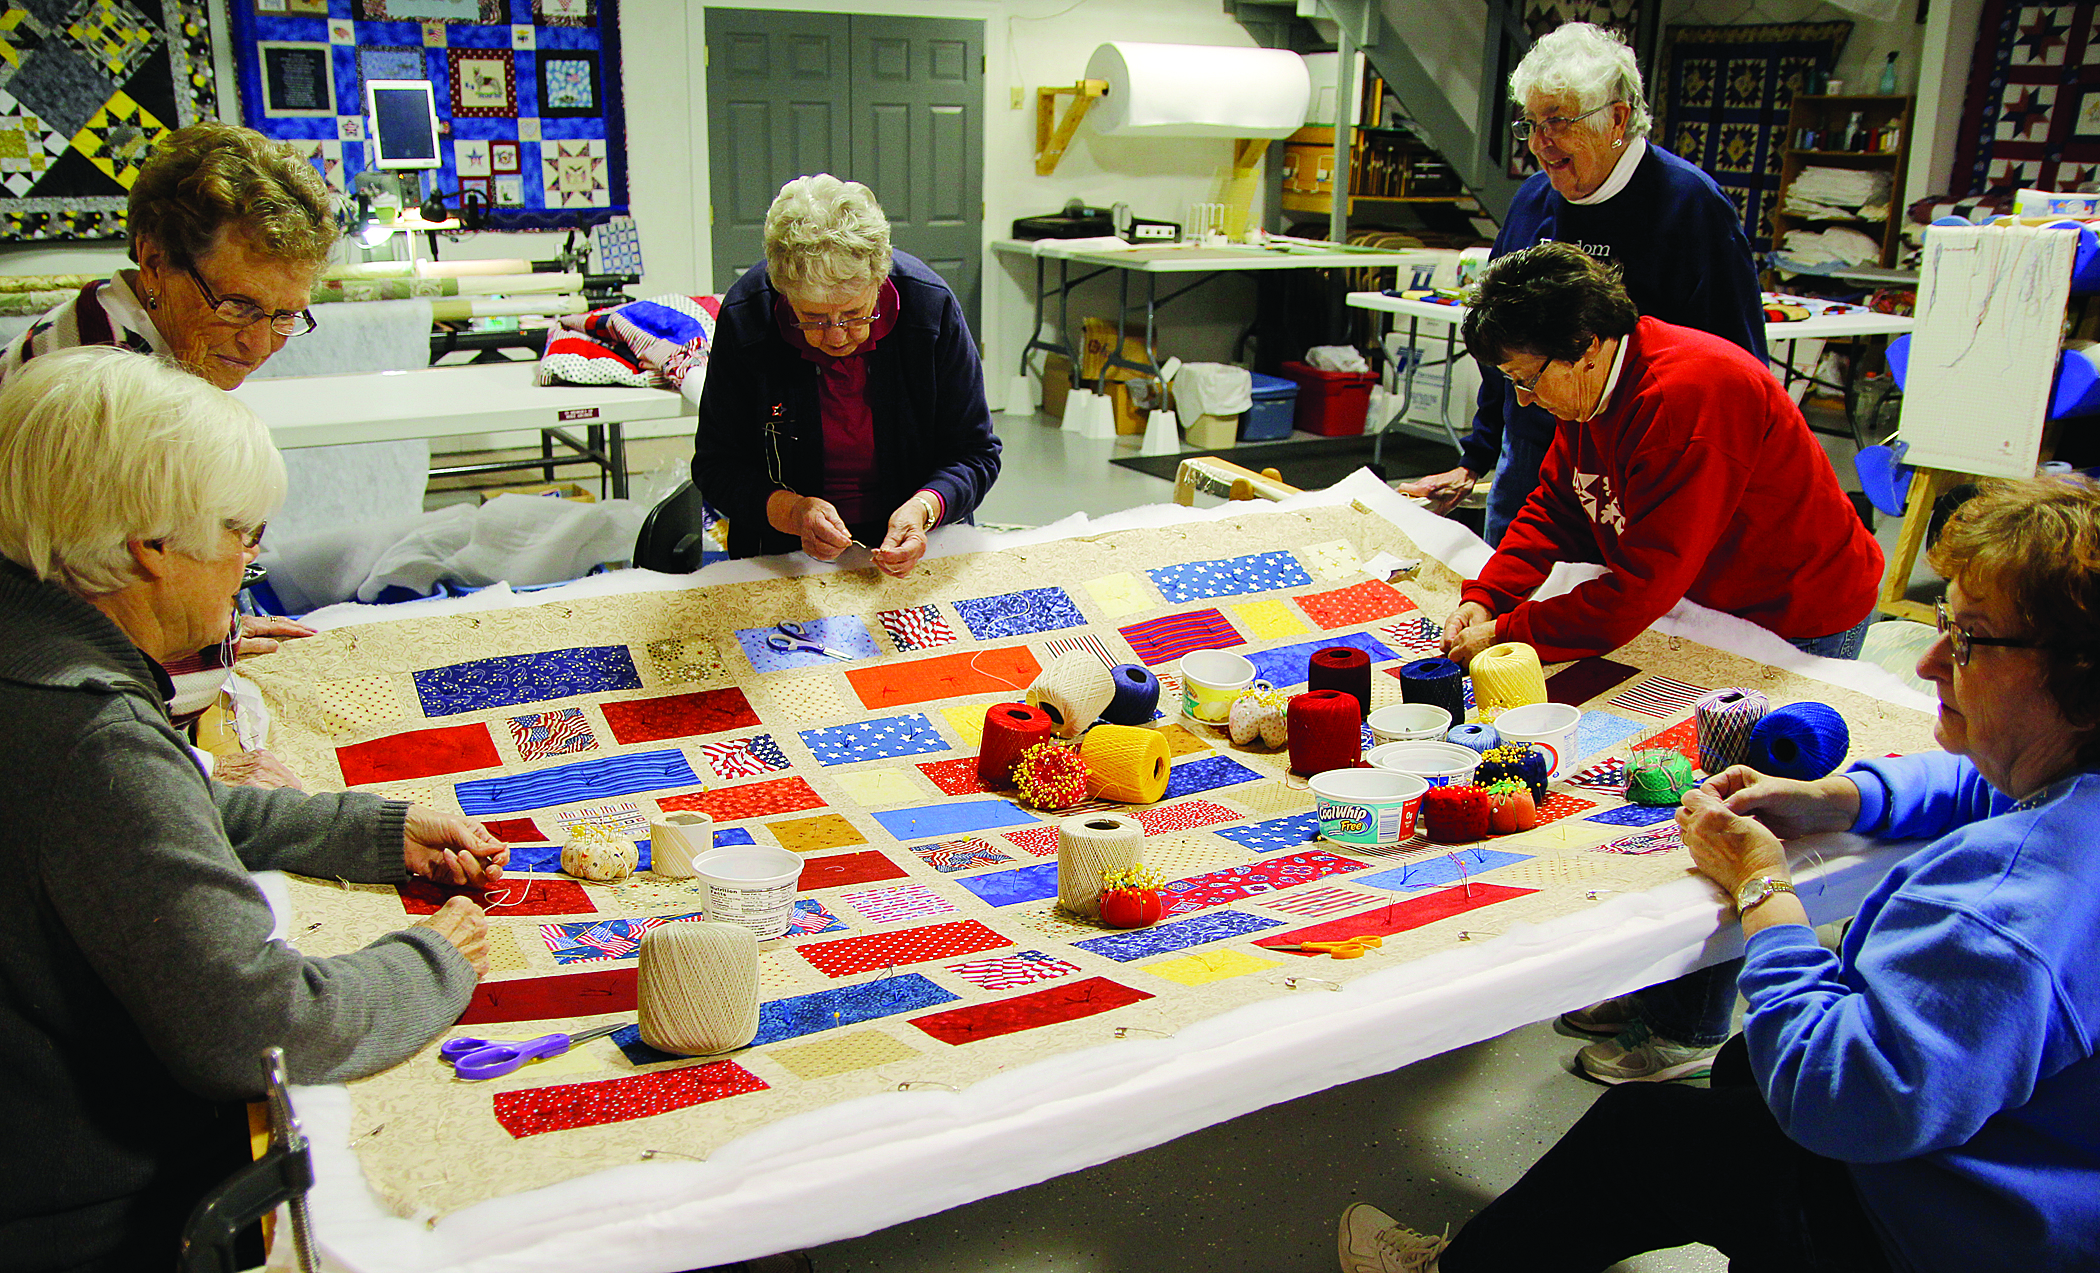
[211,776,412,884]
[43,715,477,1100]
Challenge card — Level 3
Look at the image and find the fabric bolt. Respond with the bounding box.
[1213,812,1321,853]
[541,913,698,964]
[845,647,1044,710]
[697,734,792,781]
[797,850,906,891]
[910,837,1012,873]
[600,687,762,744]
[796,919,1013,978]
[457,967,637,1026]
[1574,711,1649,760]
[1611,676,1715,719]
[954,861,1062,907]
[412,646,641,717]
[336,723,501,786]
[1161,753,1264,800]
[918,756,993,796]
[1259,885,1385,919]
[1252,883,1536,952]
[1148,551,1312,603]
[797,713,950,766]
[1039,632,1119,670]
[1567,758,1631,792]
[871,799,1041,841]
[951,587,1088,640]
[1071,909,1284,962]
[400,877,595,919]
[1294,579,1419,629]
[1587,803,1682,827]
[506,710,597,763]
[1376,616,1446,655]
[1248,633,1399,689]
[876,605,956,652]
[1118,609,1244,666]
[909,976,1154,1045]
[1356,849,1534,893]
[453,750,699,817]
[659,776,826,821]
[1157,849,1369,917]
[1232,599,1313,640]
[785,899,851,937]
[842,883,958,925]
[946,949,1083,991]
[732,618,880,672]
[491,1061,768,1139]
[1545,656,1645,706]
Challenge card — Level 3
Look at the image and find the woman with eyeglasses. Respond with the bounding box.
[1340,475,2100,1273]
[1397,22,1764,548]
[694,174,1001,577]
[0,347,505,1270]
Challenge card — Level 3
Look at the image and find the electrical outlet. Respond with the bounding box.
[1010,85,1024,109]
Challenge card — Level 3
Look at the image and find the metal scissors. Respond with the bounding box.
[764,620,852,661]
[440,1021,627,1081]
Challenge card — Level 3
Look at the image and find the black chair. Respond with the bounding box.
[633,478,711,573]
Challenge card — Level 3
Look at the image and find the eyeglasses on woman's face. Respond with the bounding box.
[187,264,317,337]
[1510,101,1618,143]
[1936,597,2052,667]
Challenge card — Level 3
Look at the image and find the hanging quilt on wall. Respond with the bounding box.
[1952,0,2100,196]
[226,0,626,230]
[1654,22,1852,252]
[0,0,217,241]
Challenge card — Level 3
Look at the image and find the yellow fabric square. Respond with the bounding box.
[484,925,531,972]
[1303,539,1365,580]
[767,813,867,853]
[317,675,408,736]
[1227,780,1315,818]
[1155,724,1212,757]
[643,636,730,687]
[1084,572,1154,619]
[768,1029,918,1080]
[835,769,926,807]
[762,672,853,721]
[942,702,990,747]
[1143,948,1282,986]
[1142,832,1251,880]
[1233,599,1310,641]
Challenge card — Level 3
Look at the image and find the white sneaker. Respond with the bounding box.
[1555,993,1641,1039]
[1576,1020,1720,1084]
[1338,1202,1449,1273]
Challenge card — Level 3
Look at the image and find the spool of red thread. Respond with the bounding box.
[1287,689,1363,777]
[1307,646,1373,721]
[978,703,1055,787]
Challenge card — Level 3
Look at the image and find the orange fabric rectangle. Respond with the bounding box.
[600,687,762,745]
[659,776,825,821]
[845,647,1043,710]
[336,722,501,786]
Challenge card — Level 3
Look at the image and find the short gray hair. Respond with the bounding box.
[1510,23,1652,142]
[0,346,285,597]
[762,174,893,299]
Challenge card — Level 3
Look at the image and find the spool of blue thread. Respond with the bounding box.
[1446,722,1501,754]
[1101,663,1162,725]
[1746,702,1850,780]
[1399,656,1467,724]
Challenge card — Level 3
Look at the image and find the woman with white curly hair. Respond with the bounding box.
[694,173,1002,576]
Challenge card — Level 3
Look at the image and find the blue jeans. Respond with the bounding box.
[1789,614,1873,661]
[1483,429,1551,548]
[1634,960,1743,1047]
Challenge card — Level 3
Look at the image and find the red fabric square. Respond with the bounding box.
[799,849,909,891]
[600,688,761,745]
[909,977,1154,1045]
[1294,580,1418,629]
[399,877,595,917]
[918,756,991,796]
[1158,849,1368,916]
[336,723,500,786]
[846,647,1043,710]
[480,817,547,843]
[1133,800,1242,836]
[492,1060,768,1137]
[1252,882,1535,953]
[659,776,825,820]
[798,919,1012,978]
[1636,718,1701,764]
[458,967,637,1025]
[1537,792,1598,824]
[1002,824,1060,856]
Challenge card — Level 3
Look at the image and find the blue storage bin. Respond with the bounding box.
[1241,372,1299,440]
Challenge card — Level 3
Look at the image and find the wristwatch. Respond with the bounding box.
[1734,875,1796,917]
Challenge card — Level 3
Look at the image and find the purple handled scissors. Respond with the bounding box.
[440,1021,627,1081]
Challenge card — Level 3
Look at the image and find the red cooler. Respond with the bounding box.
[1278,360,1379,436]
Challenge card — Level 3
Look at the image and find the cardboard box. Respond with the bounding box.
[1042,352,1072,420]
[1108,377,1171,436]
[481,481,597,504]
[1186,413,1240,448]
[1080,316,1151,385]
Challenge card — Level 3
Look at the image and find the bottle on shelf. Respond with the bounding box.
[1879,51,1899,95]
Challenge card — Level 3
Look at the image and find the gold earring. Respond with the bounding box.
[144,290,158,309]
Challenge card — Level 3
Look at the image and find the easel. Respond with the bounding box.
[1876,468,1967,623]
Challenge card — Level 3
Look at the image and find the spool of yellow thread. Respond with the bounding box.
[1469,641,1547,719]
[1027,652,1116,738]
[1080,723,1171,804]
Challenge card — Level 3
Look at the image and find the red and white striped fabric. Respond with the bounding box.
[537,293,721,390]
[946,949,1081,991]
[1609,676,1710,719]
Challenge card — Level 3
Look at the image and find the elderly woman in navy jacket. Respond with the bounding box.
[694,174,1002,577]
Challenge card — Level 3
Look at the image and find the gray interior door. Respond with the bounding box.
[706,10,983,335]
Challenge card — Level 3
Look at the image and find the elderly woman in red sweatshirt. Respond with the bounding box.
[1441,241,1882,669]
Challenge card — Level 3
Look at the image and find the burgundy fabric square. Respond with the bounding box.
[600,688,761,745]
[336,723,501,786]
[458,967,638,1025]
[399,876,596,918]
[480,817,547,843]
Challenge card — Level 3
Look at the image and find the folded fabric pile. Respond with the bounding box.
[538,293,721,392]
[1780,226,1886,267]
[1783,166,1893,222]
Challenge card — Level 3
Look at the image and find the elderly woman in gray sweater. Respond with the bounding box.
[0,346,506,1270]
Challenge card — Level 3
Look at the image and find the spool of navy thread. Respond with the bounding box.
[1746,701,1851,780]
[1399,656,1466,724]
[1307,646,1373,721]
[1101,663,1162,725]
[1446,722,1501,754]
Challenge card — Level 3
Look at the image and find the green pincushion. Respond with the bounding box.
[1625,748,1697,805]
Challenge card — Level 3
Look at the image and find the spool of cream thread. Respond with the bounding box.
[1056,812,1143,919]
[648,811,714,879]
[1468,642,1547,719]
[636,920,760,1056]
[1079,723,1171,804]
[1027,652,1116,738]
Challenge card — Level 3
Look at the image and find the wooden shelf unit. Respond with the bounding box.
[1770,94,1913,271]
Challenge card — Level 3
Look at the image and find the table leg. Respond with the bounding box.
[609,422,629,501]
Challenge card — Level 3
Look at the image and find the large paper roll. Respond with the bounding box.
[1056,813,1143,919]
[1084,42,1311,140]
[638,921,760,1056]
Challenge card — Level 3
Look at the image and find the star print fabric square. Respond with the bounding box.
[1148,551,1311,603]
[413,646,642,717]
[698,733,791,780]
[797,713,950,766]
[507,709,597,762]
[1161,753,1264,800]
[877,605,956,652]
[1213,812,1320,853]
[952,587,1088,640]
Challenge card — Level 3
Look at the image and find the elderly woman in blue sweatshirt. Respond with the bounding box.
[1339,474,2100,1272]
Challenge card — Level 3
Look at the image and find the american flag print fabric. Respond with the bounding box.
[946,949,1082,991]
[508,708,597,761]
[1118,609,1243,666]
[842,883,958,925]
[1566,758,1629,792]
[911,837,1013,873]
[541,912,697,963]
[699,733,792,780]
[877,604,956,652]
[1609,676,1710,718]
[1376,616,1445,655]
[786,898,850,937]
[1040,632,1117,668]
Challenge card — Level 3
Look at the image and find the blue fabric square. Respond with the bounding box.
[1354,848,1534,892]
[871,800,1041,840]
[951,587,1088,640]
[1163,753,1264,799]
[1586,803,1681,826]
[1070,909,1283,962]
[1574,711,1649,760]
[413,645,640,717]
[797,713,950,766]
[453,748,698,816]
[1213,812,1320,853]
[1245,632,1400,688]
[953,862,1061,907]
[733,618,880,672]
[1148,551,1313,604]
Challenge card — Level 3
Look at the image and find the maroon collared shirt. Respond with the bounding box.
[774,280,901,525]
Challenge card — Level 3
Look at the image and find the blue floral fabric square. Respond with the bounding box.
[1070,909,1282,962]
[413,646,641,717]
[1162,753,1264,799]
[951,587,1088,640]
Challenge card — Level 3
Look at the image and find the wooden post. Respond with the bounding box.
[1878,467,1966,623]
